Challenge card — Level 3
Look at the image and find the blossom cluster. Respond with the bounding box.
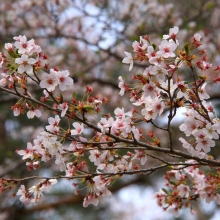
[155,161,220,217]
[0,35,74,118]
[1,26,220,216]
[16,179,57,205]
[121,26,220,160]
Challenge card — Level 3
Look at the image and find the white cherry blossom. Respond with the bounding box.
[15,54,36,74]
[118,76,126,96]
[71,122,84,135]
[122,51,133,71]
[56,70,73,91]
[163,26,179,40]
[177,184,190,198]
[16,185,30,205]
[14,35,35,54]
[157,39,177,58]
[40,70,59,92]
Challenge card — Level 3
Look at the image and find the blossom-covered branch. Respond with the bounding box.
[1,26,220,217]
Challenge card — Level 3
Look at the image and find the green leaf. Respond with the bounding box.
[72,91,77,99]
[152,43,157,50]
[162,188,169,194]
[184,43,189,55]
[84,105,94,111]
[60,93,63,103]
[197,75,205,80]
[169,181,177,186]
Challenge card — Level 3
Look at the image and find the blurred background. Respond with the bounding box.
[1,0,220,219]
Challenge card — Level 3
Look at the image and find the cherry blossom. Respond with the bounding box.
[15,54,36,74]
[2,25,220,217]
[150,65,168,82]
[26,104,41,119]
[0,77,7,87]
[56,70,73,91]
[195,136,215,153]
[160,79,177,95]
[58,102,69,117]
[167,205,179,217]
[46,115,60,133]
[179,117,203,136]
[89,150,108,166]
[198,83,210,100]
[194,33,202,41]
[146,46,159,64]
[118,76,126,96]
[122,51,133,71]
[4,43,13,50]
[40,70,59,92]
[71,122,84,135]
[132,150,148,165]
[97,117,114,134]
[139,36,149,50]
[157,39,177,58]
[16,142,36,160]
[14,35,35,54]
[16,185,30,205]
[142,81,158,98]
[163,26,179,41]
[0,52,4,68]
[177,184,190,198]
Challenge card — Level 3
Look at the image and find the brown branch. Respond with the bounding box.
[1,85,220,168]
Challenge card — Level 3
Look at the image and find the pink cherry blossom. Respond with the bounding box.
[179,137,192,150]
[157,39,177,58]
[97,117,114,134]
[89,150,107,166]
[194,33,202,41]
[0,52,4,68]
[58,102,68,117]
[151,65,168,82]
[97,163,118,173]
[179,118,203,136]
[28,185,43,204]
[146,46,160,65]
[132,150,147,165]
[177,184,190,198]
[46,115,60,133]
[40,70,59,92]
[83,194,99,207]
[161,79,177,95]
[163,26,179,41]
[14,35,35,54]
[27,108,41,119]
[114,107,125,119]
[56,70,73,91]
[142,81,158,98]
[198,83,210,100]
[26,104,41,119]
[132,40,141,52]
[16,185,30,205]
[4,43,13,50]
[195,136,215,153]
[0,77,7,87]
[16,142,35,160]
[71,122,84,135]
[167,205,179,217]
[139,36,149,50]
